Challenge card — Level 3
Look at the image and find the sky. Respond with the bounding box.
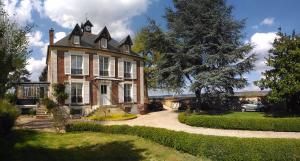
[2,0,300,94]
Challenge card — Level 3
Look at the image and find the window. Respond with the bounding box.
[71,55,83,75]
[100,85,107,94]
[124,84,132,102]
[99,56,109,76]
[71,83,83,104]
[73,36,80,45]
[23,86,30,97]
[124,61,132,78]
[124,45,130,53]
[101,38,107,48]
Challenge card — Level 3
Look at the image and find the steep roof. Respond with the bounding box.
[83,20,93,27]
[119,35,133,46]
[54,26,138,56]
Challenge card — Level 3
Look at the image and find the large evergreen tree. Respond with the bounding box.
[158,0,256,108]
[0,5,31,98]
[255,29,300,111]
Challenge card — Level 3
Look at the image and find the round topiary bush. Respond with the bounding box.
[0,100,19,135]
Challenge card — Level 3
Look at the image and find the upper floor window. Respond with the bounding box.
[71,55,83,75]
[124,45,130,53]
[124,84,132,103]
[73,36,80,45]
[101,38,107,48]
[71,83,83,104]
[99,56,109,76]
[124,61,132,78]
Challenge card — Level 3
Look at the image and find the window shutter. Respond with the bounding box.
[64,52,71,74]
[109,57,115,77]
[83,81,90,104]
[118,58,124,78]
[83,54,89,75]
[118,82,124,103]
[132,60,137,79]
[132,83,137,103]
[93,55,99,77]
[65,83,71,104]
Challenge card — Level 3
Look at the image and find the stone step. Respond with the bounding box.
[36,115,52,119]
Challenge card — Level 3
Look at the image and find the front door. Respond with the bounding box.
[100,84,110,105]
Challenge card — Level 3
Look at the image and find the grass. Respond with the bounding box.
[0,130,204,161]
[89,113,137,121]
[178,112,300,131]
[66,123,300,161]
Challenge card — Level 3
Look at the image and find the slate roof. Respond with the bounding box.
[54,22,139,56]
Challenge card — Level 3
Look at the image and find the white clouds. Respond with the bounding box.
[2,0,42,25]
[250,32,277,73]
[54,32,66,43]
[26,31,45,47]
[26,57,46,81]
[43,0,153,39]
[260,17,275,26]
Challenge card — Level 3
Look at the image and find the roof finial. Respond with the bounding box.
[85,12,88,21]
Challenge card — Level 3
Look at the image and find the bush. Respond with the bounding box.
[42,98,57,111]
[0,100,19,134]
[147,101,164,111]
[178,112,300,132]
[4,93,17,104]
[66,122,300,161]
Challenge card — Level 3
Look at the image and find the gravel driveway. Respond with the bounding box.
[100,109,300,139]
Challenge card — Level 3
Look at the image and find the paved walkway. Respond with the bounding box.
[98,109,300,139]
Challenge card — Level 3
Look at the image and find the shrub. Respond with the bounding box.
[52,83,68,105]
[178,112,300,132]
[66,123,300,161]
[0,100,19,134]
[42,98,57,111]
[4,93,17,104]
[147,101,164,111]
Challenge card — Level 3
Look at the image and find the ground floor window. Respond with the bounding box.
[124,84,132,102]
[71,83,83,104]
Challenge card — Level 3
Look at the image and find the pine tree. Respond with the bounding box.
[158,0,256,108]
[255,29,300,111]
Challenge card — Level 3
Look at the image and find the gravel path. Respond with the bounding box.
[99,109,300,139]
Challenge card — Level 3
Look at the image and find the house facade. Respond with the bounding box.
[47,20,144,115]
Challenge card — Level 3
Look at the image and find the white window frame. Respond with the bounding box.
[99,56,109,76]
[73,36,80,45]
[71,82,83,104]
[101,38,107,48]
[71,55,83,75]
[124,83,132,103]
[124,61,132,78]
[125,44,130,53]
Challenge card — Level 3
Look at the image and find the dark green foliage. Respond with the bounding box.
[42,98,58,111]
[39,66,47,82]
[255,30,300,111]
[4,93,17,104]
[147,101,164,112]
[0,6,31,98]
[52,83,68,105]
[156,0,255,107]
[0,100,19,134]
[178,112,300,132]
[66,123,300,161]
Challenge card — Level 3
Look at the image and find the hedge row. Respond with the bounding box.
[66,122,300,161]
[0,100,19,135]
[178,113,300,132]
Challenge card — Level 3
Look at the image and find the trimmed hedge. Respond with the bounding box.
[66,122,300,161]
[0,100,19,134]
[178,112,300,132]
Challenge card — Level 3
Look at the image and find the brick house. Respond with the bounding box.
[46,20,144,115]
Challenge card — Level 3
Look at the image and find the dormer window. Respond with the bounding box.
[73,36,80,45]
[125,45,130,53]
[101,38,107,49]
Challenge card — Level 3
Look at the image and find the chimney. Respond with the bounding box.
[49,28,54,45]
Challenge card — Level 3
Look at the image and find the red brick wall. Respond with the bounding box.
[57,50,65,83]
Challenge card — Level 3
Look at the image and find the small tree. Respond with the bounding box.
[255,29,300,111]
[39,66,47,81]
[51,83,69,132]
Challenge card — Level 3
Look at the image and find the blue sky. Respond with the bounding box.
[3,0,300,94]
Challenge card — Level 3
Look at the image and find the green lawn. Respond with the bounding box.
[0,130,204,161]
[179,112,300,131]
[87,108,137,121]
